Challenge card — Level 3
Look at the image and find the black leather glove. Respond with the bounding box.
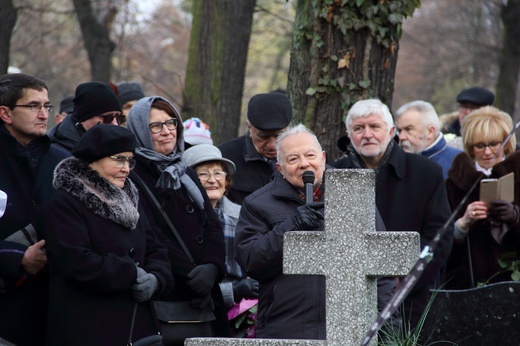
[187,263,218,296]
[191,294,215,311]
[232,278,259,302]
[490,199,519,225]
[291,202,324,230]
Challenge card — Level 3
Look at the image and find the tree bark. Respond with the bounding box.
[183,0,256,145]
[0,0,17,75]
[72,0,116,82]
[495,0,520,118]
[287,0,419,160]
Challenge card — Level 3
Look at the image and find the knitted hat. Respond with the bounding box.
[184,144,236,175]
[183,117,213,145]
[58,96,74,114]
[117,81,145,106]
[72,124,136,163]
[457,87,495,106]
[72,82,122,122]
[247,92,292,130]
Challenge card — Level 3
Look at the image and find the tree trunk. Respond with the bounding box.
[183,0,256,145]
[495,0,520,118]
[0,0,17,75]
[72,0,116,82]
[287,0,419,160]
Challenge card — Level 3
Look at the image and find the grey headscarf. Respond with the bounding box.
[127,96,204,210]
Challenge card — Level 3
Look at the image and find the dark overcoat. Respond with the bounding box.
[332,143,454,328]
[0,127,69,346]
[43,158,172,346]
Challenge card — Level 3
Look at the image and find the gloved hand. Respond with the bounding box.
[191,294,215,311]
[131,273,158,302]
[290,202,324,230]
[233,278,259,302]
[490,199,519,225]
[135,266,147,281]
[187,263,218,296]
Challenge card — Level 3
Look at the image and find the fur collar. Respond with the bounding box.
[53,157,139,229]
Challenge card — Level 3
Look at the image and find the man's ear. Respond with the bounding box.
[0,106,13,124]
[276,162,283,175]
[426,125,437,140]
[389,125,396,138]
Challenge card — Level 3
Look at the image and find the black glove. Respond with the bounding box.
[290,202,324,230]
[490,199,519,225]
[232,278,259,302]
[191,294,215,311]
[187,263,218,296]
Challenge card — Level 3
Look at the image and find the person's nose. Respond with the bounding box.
[362,126,373,138]
[300,157,310,168]
[398,131,406,141]
[484,146,493,154]
[109,117,118,125]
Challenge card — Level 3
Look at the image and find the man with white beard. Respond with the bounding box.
[395,100,462,179]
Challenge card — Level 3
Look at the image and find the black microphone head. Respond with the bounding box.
[302,170,315,185]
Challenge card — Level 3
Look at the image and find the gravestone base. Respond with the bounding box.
[422,281,520,345]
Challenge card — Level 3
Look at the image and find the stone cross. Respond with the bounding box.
[186,169,420,346]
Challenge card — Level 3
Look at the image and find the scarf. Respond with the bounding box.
[348,138,395,175]
[53,157,140,229]
[127,96,205,210]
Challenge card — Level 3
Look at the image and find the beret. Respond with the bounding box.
[72,124,136,163]
[247,93,292,131]
[457,87,495,106]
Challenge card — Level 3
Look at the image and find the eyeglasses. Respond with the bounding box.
[149,118,178,134]
[98,112,126,125]
[109,155,136,169]
[12,103,53,113]
[473,141,502,152]
[197,170,227,182]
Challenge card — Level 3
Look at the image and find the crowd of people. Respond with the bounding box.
[1,72,519,345]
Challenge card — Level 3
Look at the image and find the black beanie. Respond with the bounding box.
[247,93,292,130]
[72,124,136,163]
[72,82,122,122]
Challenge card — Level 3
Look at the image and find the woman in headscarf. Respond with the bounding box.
[44,125,172,345]
[445,106,520,289]
[127,96,228,345]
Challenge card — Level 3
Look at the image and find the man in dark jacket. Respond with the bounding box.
[49,81,124,152]
[332,99,454,330]
[219,92,292,205]
[235,124,395,339]
[0,73,70,345]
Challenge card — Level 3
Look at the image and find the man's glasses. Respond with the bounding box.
[12,103,53,113]
[98,112,126,125]
[109,155,136,169]
[197,170,227,182]
[149,118,178,134]
[473,141,502,152]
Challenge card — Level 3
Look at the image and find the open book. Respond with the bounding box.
[479,172,514,206]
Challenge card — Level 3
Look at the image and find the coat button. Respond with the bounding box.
[129,248,135,258]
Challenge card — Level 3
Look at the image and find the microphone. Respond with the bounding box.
[302,171,315,205]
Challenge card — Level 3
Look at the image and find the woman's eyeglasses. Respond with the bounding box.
[149,118,178,134]
[473,141,502,152]
[98,112,126,125]
[109,155,136,169]
[197,170,227,182]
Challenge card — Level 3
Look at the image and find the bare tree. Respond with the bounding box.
[0,0,17,75]
[183,0,256,145]
[287,0,419,159]
[495,0,520,118]
[72,0,117,81]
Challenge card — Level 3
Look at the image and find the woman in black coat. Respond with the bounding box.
[44,125,172,346]
[127,96,228,345]
[445,107,520,289]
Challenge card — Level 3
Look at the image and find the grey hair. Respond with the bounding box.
[276,123,322,164]
[395,100,440,135]
[345,99,394,135]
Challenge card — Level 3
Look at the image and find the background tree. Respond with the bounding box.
[183,0,256,145]
[72,0,118,81]
[287,0,419,160]
[0,0,17,75]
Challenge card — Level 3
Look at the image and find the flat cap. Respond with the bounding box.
[457,87,495,106]
[247,93,292,131]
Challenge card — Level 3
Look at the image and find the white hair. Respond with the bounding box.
[276,124,322,164]
[345,99,394,135]
[395,100,440,135]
